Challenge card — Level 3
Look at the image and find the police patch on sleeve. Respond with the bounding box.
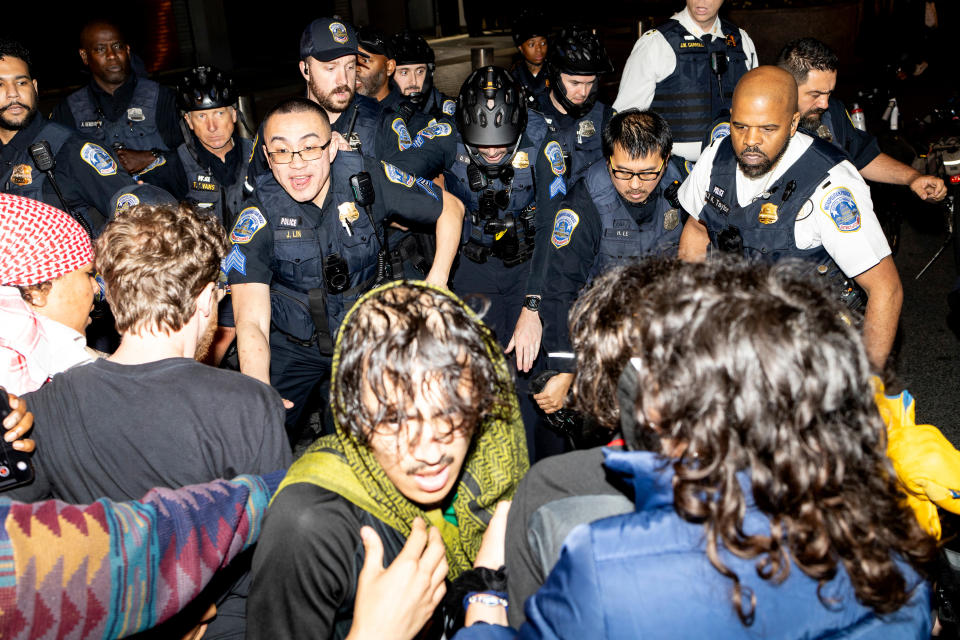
[415,177,440,201]
[80,142,118,176]
[551,208,579,249]
[230,206,267,244]
[442,99,456,116]
[392,118,412,151]
[820,187,861,232]
[544,141,566,177]
[710,122,730,142]
[382,161,416,187]
[413,122,453,148]
[222,245,247,276]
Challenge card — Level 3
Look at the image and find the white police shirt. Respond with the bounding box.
[678,131,891,278]
[612,8,758,161]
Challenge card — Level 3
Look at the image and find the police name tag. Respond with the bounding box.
[80,120,103,129]
[705,191,730,214]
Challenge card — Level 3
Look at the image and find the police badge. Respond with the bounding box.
[10,164,32,186]
[664,208,679,231]
[127,107,145,122]
[758,202,779,224]
[576,120,596,144]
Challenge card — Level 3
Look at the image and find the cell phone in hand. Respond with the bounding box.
[0,388,35,492]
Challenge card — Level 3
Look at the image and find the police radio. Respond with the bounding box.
[0,388,35,492]
[709,51,728,99]
[350,172,392,284]
[345,105,362,152]
[28,141,93,238]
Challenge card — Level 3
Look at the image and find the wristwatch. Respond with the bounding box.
[523,295,541,312]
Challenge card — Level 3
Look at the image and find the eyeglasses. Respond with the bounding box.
[609,158,665,182]
[267,139,332,164]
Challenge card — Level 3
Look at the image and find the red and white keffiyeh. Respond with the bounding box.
[0,193,94,286]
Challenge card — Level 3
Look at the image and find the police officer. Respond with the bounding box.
[50,20,183,183]
[510,11,550,107]
[249,18,400,180]
[537,110,687,413]
[389,66,568,460]
[538,27,615,185]
[356,27,396,103]
[169,66,254,229]
[388,30,457,132]
[227,97,463,434]
[678,67,901,371]
[777,38,945,202]
[614,0,758,161]
[1,39,133,234]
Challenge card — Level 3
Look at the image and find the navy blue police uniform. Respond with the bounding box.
[171,135,254,229]
[511,63,550,107]
[51,75,183,182]
[225,153,446,431]
[1,115,134,233]
[541,158,687,373]
[535,97,613,185]
[695,135,866,309]
[651,19,749,146]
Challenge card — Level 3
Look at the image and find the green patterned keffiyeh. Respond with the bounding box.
[276,281,529,578]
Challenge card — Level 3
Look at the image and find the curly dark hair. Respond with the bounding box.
[777,37,839,85]
[617,256,936,624]
[332,284,511,447]
[0,39,32,76]
[568,258,684,431]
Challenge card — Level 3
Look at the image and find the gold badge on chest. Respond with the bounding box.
[758,202,779,224]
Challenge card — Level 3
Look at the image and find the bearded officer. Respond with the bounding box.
[1,39,133,234]
[536,110,687,414]
[227,97,463,436]
[678,67,901,370]
[387,30,456,134]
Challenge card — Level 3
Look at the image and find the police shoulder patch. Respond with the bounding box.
[442,99,456,116]
[382,161,416,187]
[392,117,412,151]
[821,187,861,232]
[710,122,730,142]
[413,122,453,148]
[544,140,566,177]
[80,142,118,176]
[230,206,267,244]
[551,208,579,249]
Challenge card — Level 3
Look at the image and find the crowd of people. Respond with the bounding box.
[1,0,959,638]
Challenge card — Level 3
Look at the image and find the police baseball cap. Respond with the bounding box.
[300,18,370,62]
[109,184,178,217]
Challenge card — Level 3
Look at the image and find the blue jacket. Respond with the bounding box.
[457,450,931,639]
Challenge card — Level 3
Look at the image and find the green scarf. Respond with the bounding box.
[276,281,529,578]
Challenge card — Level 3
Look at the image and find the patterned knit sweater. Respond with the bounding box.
[0,470,283,639]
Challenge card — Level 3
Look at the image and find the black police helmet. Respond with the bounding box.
[357,26,395,59]
[177,66,236,111]
[390,30,435,66]
[547,28,613,118]
[456,66,527,150]
[512,11,548,47]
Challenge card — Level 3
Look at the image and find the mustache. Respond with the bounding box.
[740,145,769,158]
[0,101,29,113]
[405,454,455,476]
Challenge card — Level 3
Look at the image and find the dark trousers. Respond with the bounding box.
[452,257,565,462]
[269,331,333,440]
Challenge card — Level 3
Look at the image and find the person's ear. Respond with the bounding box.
[386,59,396,76]
[790,111,800,136]
[299,60,310,80]
[78,48,89,65]
[328,135,339,164]
[197,282,216,317]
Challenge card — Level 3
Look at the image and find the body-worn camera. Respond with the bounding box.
[717,225,744,254]
[324,253,350,294]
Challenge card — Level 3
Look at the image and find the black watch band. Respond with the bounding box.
[523,295,541,312]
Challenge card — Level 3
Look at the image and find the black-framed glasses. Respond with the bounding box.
[267,139,332,164]
[609,158,665,182]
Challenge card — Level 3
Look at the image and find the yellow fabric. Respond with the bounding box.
[877,377,960,539]
[276,280,529,578]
